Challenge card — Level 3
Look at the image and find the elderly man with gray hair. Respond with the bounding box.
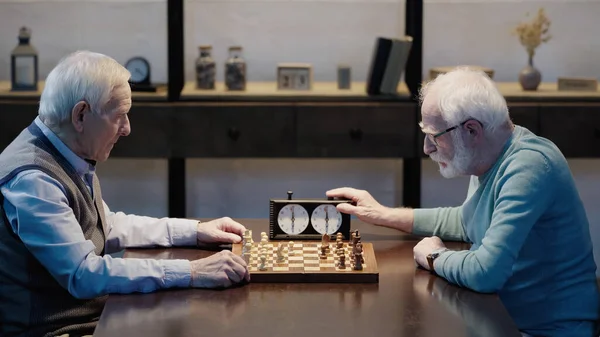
[0,51,249,337]
[328,68,599,337]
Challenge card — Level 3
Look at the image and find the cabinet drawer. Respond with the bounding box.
[0,103,38,152]
[296,104,416,157]
[540,104,600,158]
[509,104,539,135]
[111,104,172,158]
[171,106,213,157]
[210,105,295,157]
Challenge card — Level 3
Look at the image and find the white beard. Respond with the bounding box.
[431,139,476,179]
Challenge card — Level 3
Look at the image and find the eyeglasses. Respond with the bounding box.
[421,120,469,146]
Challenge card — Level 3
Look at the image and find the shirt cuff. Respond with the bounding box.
[162,259,192,288]
[168,219,199,247]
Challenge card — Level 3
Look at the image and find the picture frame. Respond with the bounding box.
[277,63,312,90]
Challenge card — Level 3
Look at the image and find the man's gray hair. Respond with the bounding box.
[39,50,130,128]
[419,67,510,135]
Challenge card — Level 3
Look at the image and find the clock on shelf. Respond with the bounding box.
[269,191,353,240]
[125,57,156,92]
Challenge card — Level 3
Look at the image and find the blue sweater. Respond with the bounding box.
[413,126,599,336]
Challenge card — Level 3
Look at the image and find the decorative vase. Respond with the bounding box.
[518,55,541,91]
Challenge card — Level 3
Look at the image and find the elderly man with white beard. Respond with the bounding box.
[327,68,599,337]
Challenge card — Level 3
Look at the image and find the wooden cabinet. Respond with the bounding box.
[0,102,38,150]
[296,103,417,158]
[539,104,600,158]
[111,104,173,158]
[170,105,213,157]
[508,104,539,135]
[210,105,296,157]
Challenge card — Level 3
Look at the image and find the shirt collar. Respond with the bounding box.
[34,116,96,177]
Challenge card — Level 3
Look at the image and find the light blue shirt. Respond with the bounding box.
[413,126,600,336]
[0,117,198,299]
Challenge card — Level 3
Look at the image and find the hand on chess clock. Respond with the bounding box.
[190,250,250,288]
[196,217,247,245]
[326,187,413,232]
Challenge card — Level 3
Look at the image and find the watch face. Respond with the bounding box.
[125,57,149,83]
[310,204,342,235]
[277,204,309,235]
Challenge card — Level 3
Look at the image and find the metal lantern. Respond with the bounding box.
[11,27,38,91]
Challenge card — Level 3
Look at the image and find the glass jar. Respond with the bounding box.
[225,46,246,91]
[195,45,215,90]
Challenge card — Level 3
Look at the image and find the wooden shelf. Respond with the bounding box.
[0,81,168,102]
[180,81,411,102]
[496,82,600,102]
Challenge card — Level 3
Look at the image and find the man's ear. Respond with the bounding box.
[463,119,483,144]
[71,101,89,132]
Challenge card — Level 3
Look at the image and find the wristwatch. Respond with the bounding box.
[426,248,449,274]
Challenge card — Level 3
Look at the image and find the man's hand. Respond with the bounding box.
[190,250,250,288]
[197,217,246,245]
[413,236,446,271]
[326,187,410,231]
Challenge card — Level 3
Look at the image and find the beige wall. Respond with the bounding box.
[1,0,598,275]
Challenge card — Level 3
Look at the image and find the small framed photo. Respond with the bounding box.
[277,63,312,90]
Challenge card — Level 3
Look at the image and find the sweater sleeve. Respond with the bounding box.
[412,206,468,242]
[434,151,554,293]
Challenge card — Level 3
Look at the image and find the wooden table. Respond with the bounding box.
[93,219,521,337]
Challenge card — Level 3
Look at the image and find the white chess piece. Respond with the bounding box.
[259,254,267,270]
[276,243,285,262]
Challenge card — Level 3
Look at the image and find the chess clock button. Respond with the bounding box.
[277,204,310,235]
[311,204,342,235]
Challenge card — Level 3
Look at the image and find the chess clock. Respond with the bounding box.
[269,191,352,240]
[125,57,157,92]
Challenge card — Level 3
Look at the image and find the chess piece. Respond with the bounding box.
[353,230,361,246]
[355,242,364,265]
[288,241,295,256]
[259,254,267,271]
[277,242,285,263]
[243,242,252,255]
[337,249,346,269]
[321,233,330,247]
[336,240,343,250]
[350,232,356,248]
[353,250,363,270]
[336,232,343,242]
[320,244,328,258]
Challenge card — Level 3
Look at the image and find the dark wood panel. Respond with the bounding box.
[509,104,539,135]
[170,105,214,157]
[0,102,39,152]
[296,103,417,157]
[110,104,173,158]
[540,104,600,158]
[209,105,296,157]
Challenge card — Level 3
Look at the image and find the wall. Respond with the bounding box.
[0,0,599,275]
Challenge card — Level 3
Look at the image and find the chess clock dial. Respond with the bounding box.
[277,204,310,235]
[311,204,343,235]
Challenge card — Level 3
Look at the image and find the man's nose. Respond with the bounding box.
[423,136,436,155]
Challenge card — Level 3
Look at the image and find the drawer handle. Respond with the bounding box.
[349,128,363,140]
[594,128,600,139]
[228,127,240,141]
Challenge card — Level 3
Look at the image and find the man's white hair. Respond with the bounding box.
[419,67,510,135]
[39,50,130,127]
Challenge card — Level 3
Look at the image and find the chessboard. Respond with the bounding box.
[232,235,379,283]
